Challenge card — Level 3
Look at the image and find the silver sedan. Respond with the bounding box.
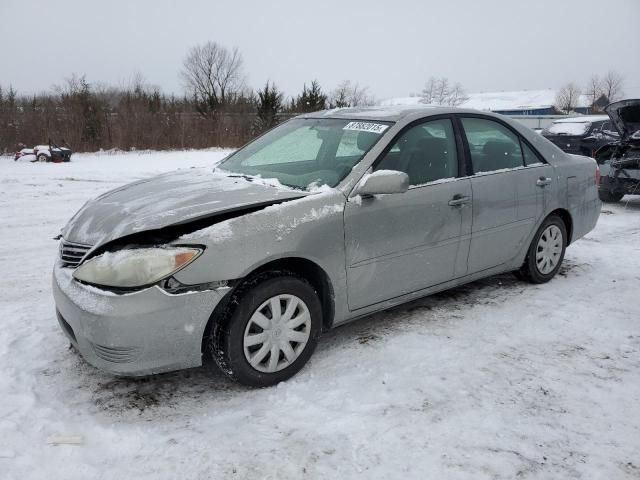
[53,106,601,386]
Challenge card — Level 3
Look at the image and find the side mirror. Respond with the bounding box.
[355,170,410,196]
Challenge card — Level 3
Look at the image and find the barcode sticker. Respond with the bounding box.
[343,122,389,134]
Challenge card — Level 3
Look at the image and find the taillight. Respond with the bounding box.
[595,165,601,185]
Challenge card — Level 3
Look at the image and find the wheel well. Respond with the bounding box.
[549,208,573,244]
[251,258,335,332]
[201,257,335,354]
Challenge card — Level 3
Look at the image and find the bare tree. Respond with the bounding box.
[447,83,469,106]
[421,77,468,106]
[420,77,438,104]
[585,75,603,109]
[350,82,374,106]
[330,80,374,108]
[602,70,624,103]
[181,41,244,117]
[330,80,350,108]
[555,82,582,113]
[434,77,450,105]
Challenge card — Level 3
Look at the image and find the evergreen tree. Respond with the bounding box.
[149,89,161,114]
[255,81,283,133]
[296,80,327,113]
[77,77,102,145]
[7,86,17,114]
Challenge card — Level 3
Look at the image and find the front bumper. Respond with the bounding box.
[52,264,227,376]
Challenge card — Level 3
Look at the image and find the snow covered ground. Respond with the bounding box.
[1,150,639,479]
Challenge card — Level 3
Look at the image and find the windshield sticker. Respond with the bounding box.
[343,122,389,134]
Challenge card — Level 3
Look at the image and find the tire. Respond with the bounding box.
[517,214,567,284]
[209,272,322,387]
[37,154,48,162]
[598,188,624,203]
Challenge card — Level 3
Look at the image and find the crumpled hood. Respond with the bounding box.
[62,168,307,247]
[605,99,640,142]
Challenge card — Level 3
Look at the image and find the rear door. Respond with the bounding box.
[459,116,543,274]
[516,140,555,228]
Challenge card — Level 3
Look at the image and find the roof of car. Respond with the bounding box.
[299,105,488,122]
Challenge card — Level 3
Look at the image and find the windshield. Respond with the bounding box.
[544,121,591,136]
[219,118,392,189]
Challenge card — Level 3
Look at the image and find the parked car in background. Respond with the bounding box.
[53,106,601,387]
[596,99,640,202]
[33,143,72,162]
[14,148,35,162]
[13,142,72,162]
[542,115,619,157]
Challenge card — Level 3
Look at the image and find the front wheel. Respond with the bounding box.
[517,215,567,284]
[209,273,322,387]
[37,154,48,162]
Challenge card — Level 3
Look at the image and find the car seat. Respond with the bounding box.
[405,137,452,185]
[480,140,516,171]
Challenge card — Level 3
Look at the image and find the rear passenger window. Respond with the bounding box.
[376,119,458,186]
[522,142,543,166]
[461,117,524,173]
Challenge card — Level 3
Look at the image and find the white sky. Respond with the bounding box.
[1,0,639,100]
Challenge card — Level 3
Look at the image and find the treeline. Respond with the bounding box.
[555,71,625,113]
[0,41,374,154]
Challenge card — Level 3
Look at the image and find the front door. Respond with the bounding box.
[344,117,472,310]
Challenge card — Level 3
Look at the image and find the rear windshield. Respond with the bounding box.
[544,121,591,136]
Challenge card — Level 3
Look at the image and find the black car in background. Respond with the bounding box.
[595,99,640,203]
[542,115,619,157]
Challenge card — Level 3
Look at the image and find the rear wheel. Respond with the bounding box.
[598,176,625,203]
[517,214,567,284]
[598,188,624,203]
[209,272,322,387]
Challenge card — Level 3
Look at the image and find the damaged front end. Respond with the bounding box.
[59,198,298,295]
[57,167,308,294]
[51,173,314,375]
[596,100,640,202]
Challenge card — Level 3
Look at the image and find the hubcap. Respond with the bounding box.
[243,294,311,373]
[535,225,563,275]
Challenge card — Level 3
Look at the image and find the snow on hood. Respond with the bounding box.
[61,167,307,247]
[605,99,640,142]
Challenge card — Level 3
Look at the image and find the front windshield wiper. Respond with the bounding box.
[226,174,255,182]
[281,183,304,191]
[215,168,304,191]
[215,169,257,182]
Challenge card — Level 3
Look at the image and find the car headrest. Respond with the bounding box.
[414,137,448,155]
[356,131,380,151]
[483,140,515,157]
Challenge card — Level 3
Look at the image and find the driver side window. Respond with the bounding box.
[375,119,458,186]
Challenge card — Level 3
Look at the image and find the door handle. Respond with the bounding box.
[448,194,471,207]
[536,177,552,187]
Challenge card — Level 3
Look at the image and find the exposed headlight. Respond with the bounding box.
[73,247,202,288]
